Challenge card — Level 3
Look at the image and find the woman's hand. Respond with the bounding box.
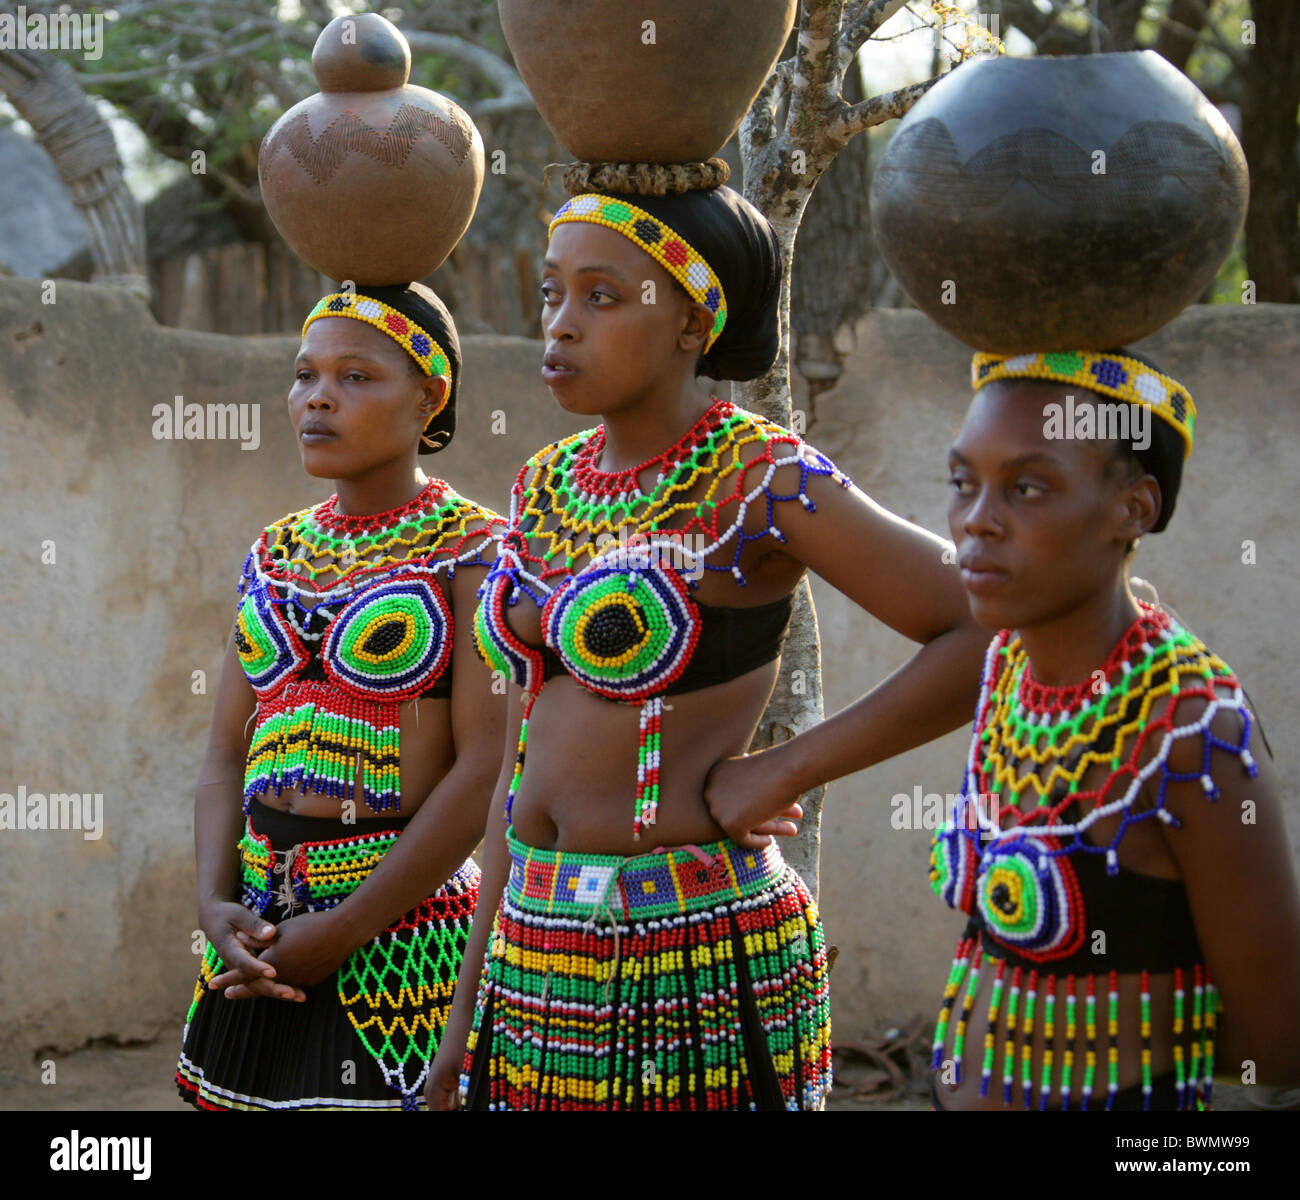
[200,900,306,1002]
[425,1039,466,1111]
[703,752,804,849]
[213,910,353,998]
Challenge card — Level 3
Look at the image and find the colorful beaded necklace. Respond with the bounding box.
[928,601,1256,1109]
[473,397,854,835]
[238,478,504,812]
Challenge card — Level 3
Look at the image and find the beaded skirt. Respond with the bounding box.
[176,799,479,1110]
[459,830,833,1110]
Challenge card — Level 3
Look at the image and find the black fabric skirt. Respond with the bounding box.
[176,799,479,1110]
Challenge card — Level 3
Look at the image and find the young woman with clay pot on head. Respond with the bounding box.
[176,282,507,1110]
[424,162,991,1111]
[923,349,1300,1110]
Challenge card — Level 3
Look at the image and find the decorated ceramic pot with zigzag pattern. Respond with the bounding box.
[258,12,484,285]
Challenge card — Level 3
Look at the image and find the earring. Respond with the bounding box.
[1128,575,1160,607]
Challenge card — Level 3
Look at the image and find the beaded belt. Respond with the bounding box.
[239,820,479,918]
[504,827,787,920]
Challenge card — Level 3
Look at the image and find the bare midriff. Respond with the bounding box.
[504,518,806,857]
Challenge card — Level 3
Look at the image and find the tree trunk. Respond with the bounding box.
[1241,0,1300,303]
[790,56,874,392]
[0,51,148,298]
[734,0,940,897]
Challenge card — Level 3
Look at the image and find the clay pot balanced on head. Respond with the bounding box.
[499,0,797,161]
[258,12,484,286]
[869,51,1249,353]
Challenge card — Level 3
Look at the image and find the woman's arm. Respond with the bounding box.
[229,558,508,989]
[1154,696,1300,1085]
[194,628,306,1001]
[707,458,988,844]
[424,678,526,1110]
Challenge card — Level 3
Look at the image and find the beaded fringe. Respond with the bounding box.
[930,938,1218,1111]
[243,680,402,813]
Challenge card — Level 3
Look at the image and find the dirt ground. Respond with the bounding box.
[2,1029,1288,1112]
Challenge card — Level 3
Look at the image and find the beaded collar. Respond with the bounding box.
[497,398,850,602]
[975,602,1254,847]
[568,396,729,502]
[312,477,449,536]
[930,601,1257,923]
[259,478,497,602]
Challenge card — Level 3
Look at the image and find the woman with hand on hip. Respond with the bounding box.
[424,162,989,1111]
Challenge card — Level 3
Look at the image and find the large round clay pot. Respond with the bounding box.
[869,51,1248,353]
[499,0,797,162]
[258,13,484,285]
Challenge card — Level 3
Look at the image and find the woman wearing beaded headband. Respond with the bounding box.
[422,160,991,1111]
[176,281,509,1110]
[924,346,1300,1110]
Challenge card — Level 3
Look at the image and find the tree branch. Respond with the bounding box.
[80,32,277,84]
[1156,0,1248,71]
[839,0,909,70]
[788,0,848,139]
[744,56,795,148]
[833,72,942,140]
[402,30,530,110]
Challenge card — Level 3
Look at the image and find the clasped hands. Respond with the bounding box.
[201,902,353,1002]
[200,754,800,1002]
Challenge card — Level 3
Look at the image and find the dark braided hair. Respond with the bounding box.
[346,281,460,455]
[1103,347,1184,540]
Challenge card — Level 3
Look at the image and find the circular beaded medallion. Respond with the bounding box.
[540,545,700,702]
[235,591,310,696]
[929,805,980,916]
[975,833,1085,961]
[322,575,452,699]
[473,570,545,694]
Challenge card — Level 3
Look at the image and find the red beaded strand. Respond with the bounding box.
[572,396,730,499]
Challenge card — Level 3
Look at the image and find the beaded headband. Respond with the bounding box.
[303,292,452,420]
[972,350,1195,459]
[549,195,729,351]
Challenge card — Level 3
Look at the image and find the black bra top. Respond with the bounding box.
[538,590,796,695]
[972,849,1204,976]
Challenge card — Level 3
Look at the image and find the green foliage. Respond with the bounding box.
[64,0,509,189]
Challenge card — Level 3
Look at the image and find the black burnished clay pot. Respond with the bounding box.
[869,51,1248,353]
